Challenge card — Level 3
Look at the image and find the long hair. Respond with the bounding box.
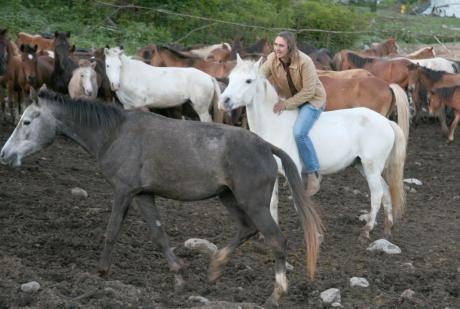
[276,31,298,61]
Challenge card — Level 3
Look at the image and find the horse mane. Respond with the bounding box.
[419,66,445,83]
[432,86,459,104]
[347,52,375,67]
[38,89,125,130]
[157,45,196,60]
[245,38,268,53]
[20,43,37,54]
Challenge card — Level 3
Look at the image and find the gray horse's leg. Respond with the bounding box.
[134,194,186,289]
[245,200,288,308]
[97,191,132,277]
[209,191,258,282]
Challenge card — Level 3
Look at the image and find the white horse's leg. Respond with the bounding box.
[361,161,384,240]
[270,177,279,224]
[380,178,393,236]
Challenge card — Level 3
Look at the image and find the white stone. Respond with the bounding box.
[184,238,217,254]
[71,187,88,198]
[21,281,40,293]
[286,261,294,271]
[403,178,423,186]
[332,302,344,308]
[400,289,415,300]
[320,288,341,304]
[350,277,369,288]
[367,239,401,254]
[188,295,209,304]
[352,189,360,195]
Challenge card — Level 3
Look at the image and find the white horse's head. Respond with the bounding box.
[0,98,56,167]
[77,60,98,97]
[219,54,264,111]
[104,47,124,91]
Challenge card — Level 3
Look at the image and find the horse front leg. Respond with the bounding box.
[270,177,280,224]
[97,190,132,277]
[7,81,15,124]
[134,194,187,290]
[447,111,460,143]
[438,106,449,135]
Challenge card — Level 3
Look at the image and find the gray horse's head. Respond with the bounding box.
[0,100,56,167]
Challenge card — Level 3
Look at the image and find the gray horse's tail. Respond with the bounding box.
[271,144,323,279]
[211,77,224,123]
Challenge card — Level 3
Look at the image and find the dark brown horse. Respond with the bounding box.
[50,31,78,94]
[0,89,322,307]
[333,51,412,88]
[429,85,460,142]
[320,76,410,141]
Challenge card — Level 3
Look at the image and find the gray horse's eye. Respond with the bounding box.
[246,79,252,84]
[23,120,31,126]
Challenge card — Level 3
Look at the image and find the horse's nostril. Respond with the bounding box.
[224,97,230,104]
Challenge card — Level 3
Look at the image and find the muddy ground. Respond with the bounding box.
[0,109,459,309]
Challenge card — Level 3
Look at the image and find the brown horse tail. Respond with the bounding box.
[389,83,410,144]
[270,144,323,280]
[384,121,407,221]
[210,77,224,123]
[331,52,342,71]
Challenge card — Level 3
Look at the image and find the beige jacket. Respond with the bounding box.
[261,50,326,110]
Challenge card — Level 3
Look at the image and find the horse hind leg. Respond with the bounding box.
[361,161,384,241]
[209,191,259,282]
[134,194,186,290]
[380,178,393,236]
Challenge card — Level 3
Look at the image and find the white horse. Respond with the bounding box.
[410,57,459,73]
[104,47,221,122]
[220,55,407,239]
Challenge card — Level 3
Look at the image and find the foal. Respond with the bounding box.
[429,86,460,142]
[68,59,99,99]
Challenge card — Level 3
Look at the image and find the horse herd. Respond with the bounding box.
[1,28,460,306]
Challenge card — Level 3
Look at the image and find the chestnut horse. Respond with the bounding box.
[407,63,460,132]
[429,85,460,142]
[362,37,399,57]
[140,44,236,79]
[19,44,54,90]
[320,75,410,142]
[188,42,232,62]
[317,68,373,79]
[333,51,412,88]
[16,32,54,52]
[405,46,436,60]
[0,29,30,122]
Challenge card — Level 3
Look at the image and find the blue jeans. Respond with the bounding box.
[293,103,324,173]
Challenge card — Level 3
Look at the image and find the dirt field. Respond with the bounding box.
[0,109,459,309]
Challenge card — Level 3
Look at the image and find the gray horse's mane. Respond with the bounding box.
[38,89,126,129]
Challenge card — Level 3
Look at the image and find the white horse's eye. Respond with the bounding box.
[246,79,252,84]
[23,120,31,126]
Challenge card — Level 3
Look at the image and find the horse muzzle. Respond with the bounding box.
[110,83,119,91]
[0,150,21,167]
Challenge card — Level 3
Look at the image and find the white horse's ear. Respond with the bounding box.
[236,53,243,64]
[104,48,109,56]
[254,57,263,69]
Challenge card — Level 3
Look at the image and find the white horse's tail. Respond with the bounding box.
[389,83,410,144]
[384,121,407,221]
[211,77,224,123]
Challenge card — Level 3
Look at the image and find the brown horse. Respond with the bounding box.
[333,51,412,88]
[429,85,460,142]
[405,46,436,60]
[19,44,54,90]
[16,32,54,52]
[317,68,373,79]
[0,29,30,122]
[362,37,399,57]
[230,37,271,61]
[188,42,232,63]
[320,75,410,142]
[407,63,460,132]
[141,44,236,79]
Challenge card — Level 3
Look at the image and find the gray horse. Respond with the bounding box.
[0,89,322,307]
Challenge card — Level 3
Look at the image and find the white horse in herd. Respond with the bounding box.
[220,55,407,240]
[104,47,221,122]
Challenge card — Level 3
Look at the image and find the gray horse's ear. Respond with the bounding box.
[30,110,41,118]
[254,56,263,69]
[104,47,109,56]
[236,53,243,64]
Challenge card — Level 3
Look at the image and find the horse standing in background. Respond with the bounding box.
[16,32,54,52]
[68,59,99,99]
[429,85,460,142]
[362,37,399,57]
